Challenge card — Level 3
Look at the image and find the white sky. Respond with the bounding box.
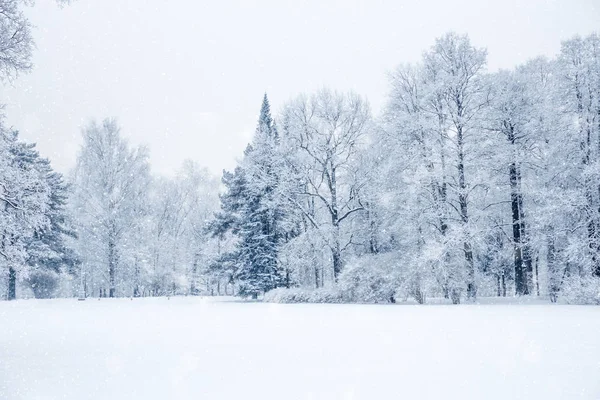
[1,0,598,177]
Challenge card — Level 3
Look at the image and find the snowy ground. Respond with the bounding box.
[1,297,599,400]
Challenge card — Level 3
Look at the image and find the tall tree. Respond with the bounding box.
[17,140,78,298]
[487,70,536,295]
[0,129,50,300]
[71,118,150,298]
[283,89,371,281]
[422,33,488,299]
[212,95,290,297]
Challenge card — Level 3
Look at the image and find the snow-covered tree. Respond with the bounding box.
[0,129,51,300]
[70,118,151,298]
[211,95,295,297]
[281,89,371,282]
[18,140,78,298]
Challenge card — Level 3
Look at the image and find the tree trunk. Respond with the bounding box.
[547,227,559,303]
[332,241,342,282]
[330,166,342,281]
[108,237,117,298]
[8,266,16,300]
[510,161,527,296]
[496,275,501,297]
[457,126,475,299]
[534,255,540,297]
[517,160,534,292]
[367,205,378,254]
[190,258,198,295]
[507,123,533,297]
[314,267,320,289]
[133,258,140,298]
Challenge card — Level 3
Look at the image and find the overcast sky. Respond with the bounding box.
[1,0,598,177]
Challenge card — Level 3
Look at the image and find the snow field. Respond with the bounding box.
[1,297,599,400]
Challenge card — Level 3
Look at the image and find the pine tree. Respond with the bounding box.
[21,147,78,298]
[211,94,288,297]
[0,129,51,300]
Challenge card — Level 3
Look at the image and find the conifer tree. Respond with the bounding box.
[22,148,78,298]
[0,130,51,300]
[211,94,289,297]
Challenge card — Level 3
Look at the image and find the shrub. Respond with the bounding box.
[559,274,600,305]
[337,255,400,303]
[264,287,345,303]
[26,269,60,299]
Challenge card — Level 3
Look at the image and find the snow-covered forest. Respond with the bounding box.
[1,1,600,305]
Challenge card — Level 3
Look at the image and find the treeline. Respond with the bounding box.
[0,118,223,300]
[2,29,600,304]
[212,32,600,304]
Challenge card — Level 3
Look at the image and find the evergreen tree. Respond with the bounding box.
[20,145,78,298]
[211,94,288,297]
[0,129,51,300]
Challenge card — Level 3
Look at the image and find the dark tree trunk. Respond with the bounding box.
[518,178,534,292]
[496,275,501,297]
[133,258,140,298]
[332,244,342,282]
[314,267,320,289]
[511,161,527,296]
[8,266,16,300]
[190,259,198,295]
[535,255,540,297]
[547,228,559,303]
[457,126,475,299]
[329,167,343,282]
[507,122,532,297]
[108,238,117,298]
[464,241,475,299]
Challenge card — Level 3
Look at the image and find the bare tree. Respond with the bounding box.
[284,89,371,281]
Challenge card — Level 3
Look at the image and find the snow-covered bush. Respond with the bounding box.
[559,274,600,305]
[337,254,401,303]
[265,253,403,304]
[26,270,60,299]
[264,287,345,303]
